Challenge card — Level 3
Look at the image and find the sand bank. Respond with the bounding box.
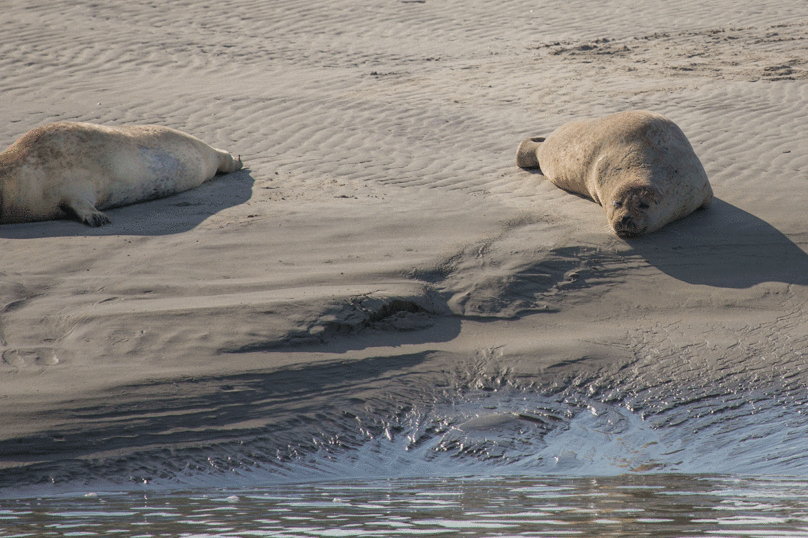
[2,0,808,483]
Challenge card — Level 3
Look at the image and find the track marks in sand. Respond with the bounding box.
[1,348,59,369]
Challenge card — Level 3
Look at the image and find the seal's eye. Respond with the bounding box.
[612,200,622,208]
[639,202,650,209]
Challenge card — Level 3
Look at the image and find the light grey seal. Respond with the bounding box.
[516,110,712,237]
[0,122,243,226]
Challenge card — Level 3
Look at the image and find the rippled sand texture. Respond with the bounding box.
[1,0,808,484]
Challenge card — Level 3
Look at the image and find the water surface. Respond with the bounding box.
[3,475,808,537]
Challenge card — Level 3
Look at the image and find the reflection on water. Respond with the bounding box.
[2,474,808,537]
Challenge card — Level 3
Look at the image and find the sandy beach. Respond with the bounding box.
[2,0,808,485]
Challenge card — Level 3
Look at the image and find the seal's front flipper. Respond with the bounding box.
[82,210,112,227]
[516,137,545,169]
[60,197,111,226]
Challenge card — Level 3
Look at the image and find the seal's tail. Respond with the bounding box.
[516,137,545,169]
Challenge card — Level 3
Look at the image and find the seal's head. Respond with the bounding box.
[606,185,660,238]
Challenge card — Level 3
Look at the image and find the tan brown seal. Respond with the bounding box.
[516,110,712,237]
[0,122,243,226]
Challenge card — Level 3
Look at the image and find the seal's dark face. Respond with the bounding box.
[607,187,659,238]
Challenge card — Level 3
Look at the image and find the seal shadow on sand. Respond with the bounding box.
[0,169,255,238]
[627,198,808,288]
[518,166,807,289]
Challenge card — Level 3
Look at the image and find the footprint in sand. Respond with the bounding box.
[1,347,60,368]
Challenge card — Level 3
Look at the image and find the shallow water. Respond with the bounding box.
[3,475,808,537]
[3,386,808,536]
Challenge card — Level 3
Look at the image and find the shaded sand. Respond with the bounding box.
[2,0,808,484]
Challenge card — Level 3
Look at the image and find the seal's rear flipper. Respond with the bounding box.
[215,150,243,174]
[516,137,545,169]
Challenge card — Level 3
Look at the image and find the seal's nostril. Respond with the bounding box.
[621,216,633,225]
